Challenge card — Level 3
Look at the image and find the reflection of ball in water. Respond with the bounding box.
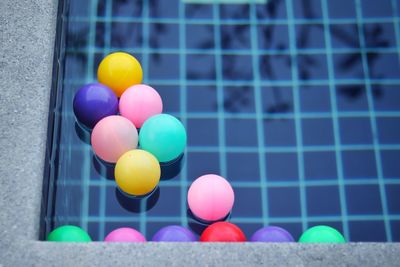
[119,84,163,128]
[188,174,234,222]
[250,226,294,242]
[47,225,92,242]
[200,222,246,242]
[97,52,143,97]
[115,150,160,196]
[152,225,197,242]
[299,225,346,243]
[104,227,146,242]
[73,83,118,129]
[139,114,187,163]
[91,116,138,163]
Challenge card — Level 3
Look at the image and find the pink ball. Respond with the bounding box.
[91,115,138,163]
[119,84,163,128]
[188,174,235,222]
[104,227,146,242]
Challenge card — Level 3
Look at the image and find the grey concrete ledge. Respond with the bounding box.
[0,0,399,266]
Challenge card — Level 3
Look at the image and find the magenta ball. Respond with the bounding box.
[104,227,146,242]
[91,115,138,163]
[119,84,163,128]
[73,83,118,129]
[152,226,197,242]
[188,174,234,222]
[250,226,295,242]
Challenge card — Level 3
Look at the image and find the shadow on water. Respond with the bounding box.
[160,153,185,180]
[92,155,115,180]
[187,209,231,235]
[115,186,160,213]
[74,121,91,144]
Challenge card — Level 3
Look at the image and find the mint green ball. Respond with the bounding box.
[139,114,187,162]
[47,225,92,242]
[299,225,346,243]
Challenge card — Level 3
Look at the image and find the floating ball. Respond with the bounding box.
[299,225,346,243]
[250,226,294,242]
[104,227,146,242]
[47,225,91,242]
[139,114,187,162]
[115,149,160,196]
[91,115,138,163]
[119,84,163,128]
[73,83,118,129]
[188,174,234,222]
[200,222,246,242]
[152,225,197,242]
[97,52,143,97]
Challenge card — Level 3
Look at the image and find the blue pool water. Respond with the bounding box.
[41,0,400,241]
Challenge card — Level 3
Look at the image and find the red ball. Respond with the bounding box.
[200,222,247,242]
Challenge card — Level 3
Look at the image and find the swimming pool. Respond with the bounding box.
[40,0,400,242]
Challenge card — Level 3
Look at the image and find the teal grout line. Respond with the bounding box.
[213,4,227,178]
[97,0,112,241]
[249,1,269,227]
[391,0,400,63]
[55,214,400,224]
[80,0,99,233]
[65,46,400,56]
[321,0,350,241]
[139,0,150,237]
[68,15,399,25]
[285,0,308,232]
[178,0,189,228]
[354,0,392,241]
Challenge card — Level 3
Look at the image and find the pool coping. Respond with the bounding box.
[0,0,399,266]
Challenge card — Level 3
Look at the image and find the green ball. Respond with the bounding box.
[47,225,92,242]
[139,114,187,162]
[299,225,346,243]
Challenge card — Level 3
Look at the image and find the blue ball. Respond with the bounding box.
[73,83,118,129]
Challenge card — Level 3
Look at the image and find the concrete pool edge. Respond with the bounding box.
[0,0,399,266]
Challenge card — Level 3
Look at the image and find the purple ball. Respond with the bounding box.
[152,226,197,242]
[73,83,118,129]
[250,226,294,242]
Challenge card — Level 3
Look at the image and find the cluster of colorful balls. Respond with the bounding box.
[48,52,346,244]
[73,52,187,197]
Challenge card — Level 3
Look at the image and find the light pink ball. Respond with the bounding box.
[188,174,235,222]
[91,115,138,163]
[104,227,146,242]
[119,84,163,128]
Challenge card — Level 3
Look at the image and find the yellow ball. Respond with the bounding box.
[115,150,160,196]
[97,52,143,97]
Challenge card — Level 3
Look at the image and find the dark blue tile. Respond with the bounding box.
[149,0,179,18]
[381,150,400,178]
[264,119,297,147]
[300,86,331,112]
[298,54,328,81]
[296,25,325,49]
[225,119,258,147]
[391,221,400,242]
[231,188,262,217]
[185,4,213,19]
[256,0,287,19]
[222,55,253,81]
[377,117,400,144]
[302,118,334,146]
[386,185,400,215]
[339,117,373,145]
[304,151,338,180]
[266,153,299,181]
[186,24,215,49]
[259,55,292,81]
[349,221,387,242]
[146,187,181,216]
[361,0,394,18]
[306,186,341,216]
[64,52,88,79]
[336,85,369,111]
[87,222,100,241]
[148,53,180,80]
[69,0,90,17]
[156,85,180,112]
[149,23,179,48]
[112,0,142,17]
[271,222,303,241]
[111,22,142,49]
[187,152,220,180]
[333,53,364,80]
[235,223,263,241]
[89,186,100,216]
[268,187,301,217]
[363,23,397,49]
[186,54,216,80]
[227,153,260,182]
[329,24,360,49]
[368,53,400,79]
[55,185,83,217]
[327,0,356,19]
[220,4,250,19]
[224,86,255,113]
[257,25,289,51]
[373,85,400,111]
[187,86,217,112]
[293,0,322,18]
[187,119,219,146]
[346,185,383,214]
[342,150,377,179]
[66,22,89,49]
[261,87,294,114]
[221,25,251,50]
